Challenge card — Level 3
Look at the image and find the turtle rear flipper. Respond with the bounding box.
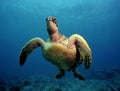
[19,38,45,66]
[72,68,85,80]
[56,69,65,79]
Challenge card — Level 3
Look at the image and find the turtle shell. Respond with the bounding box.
[42,42,77,70]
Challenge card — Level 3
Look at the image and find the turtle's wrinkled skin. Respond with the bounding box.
[19,16,92,80]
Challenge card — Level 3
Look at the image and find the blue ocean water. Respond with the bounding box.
[0,0,120,86]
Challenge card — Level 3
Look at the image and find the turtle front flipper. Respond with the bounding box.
[68,34,92,69]
[19,38,45,66]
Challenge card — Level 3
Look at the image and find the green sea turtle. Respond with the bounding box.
[19,16,92,80]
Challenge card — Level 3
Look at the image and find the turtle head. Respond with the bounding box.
[46,16,58,35]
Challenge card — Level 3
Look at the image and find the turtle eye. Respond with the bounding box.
[46,18,48,21]
[52,17,56,21]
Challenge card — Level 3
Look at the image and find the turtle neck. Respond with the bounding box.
[50,32,62,42]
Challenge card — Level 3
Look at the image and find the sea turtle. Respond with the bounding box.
[19,16,92,80]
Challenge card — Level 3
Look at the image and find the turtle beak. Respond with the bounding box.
[46,16,58,27]
[46,16,57,25]
[46,16,58,34]
[46,16,56,21]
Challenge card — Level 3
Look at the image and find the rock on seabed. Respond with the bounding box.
[0,69,120,91]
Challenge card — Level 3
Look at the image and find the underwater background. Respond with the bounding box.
[0,0,120,90]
